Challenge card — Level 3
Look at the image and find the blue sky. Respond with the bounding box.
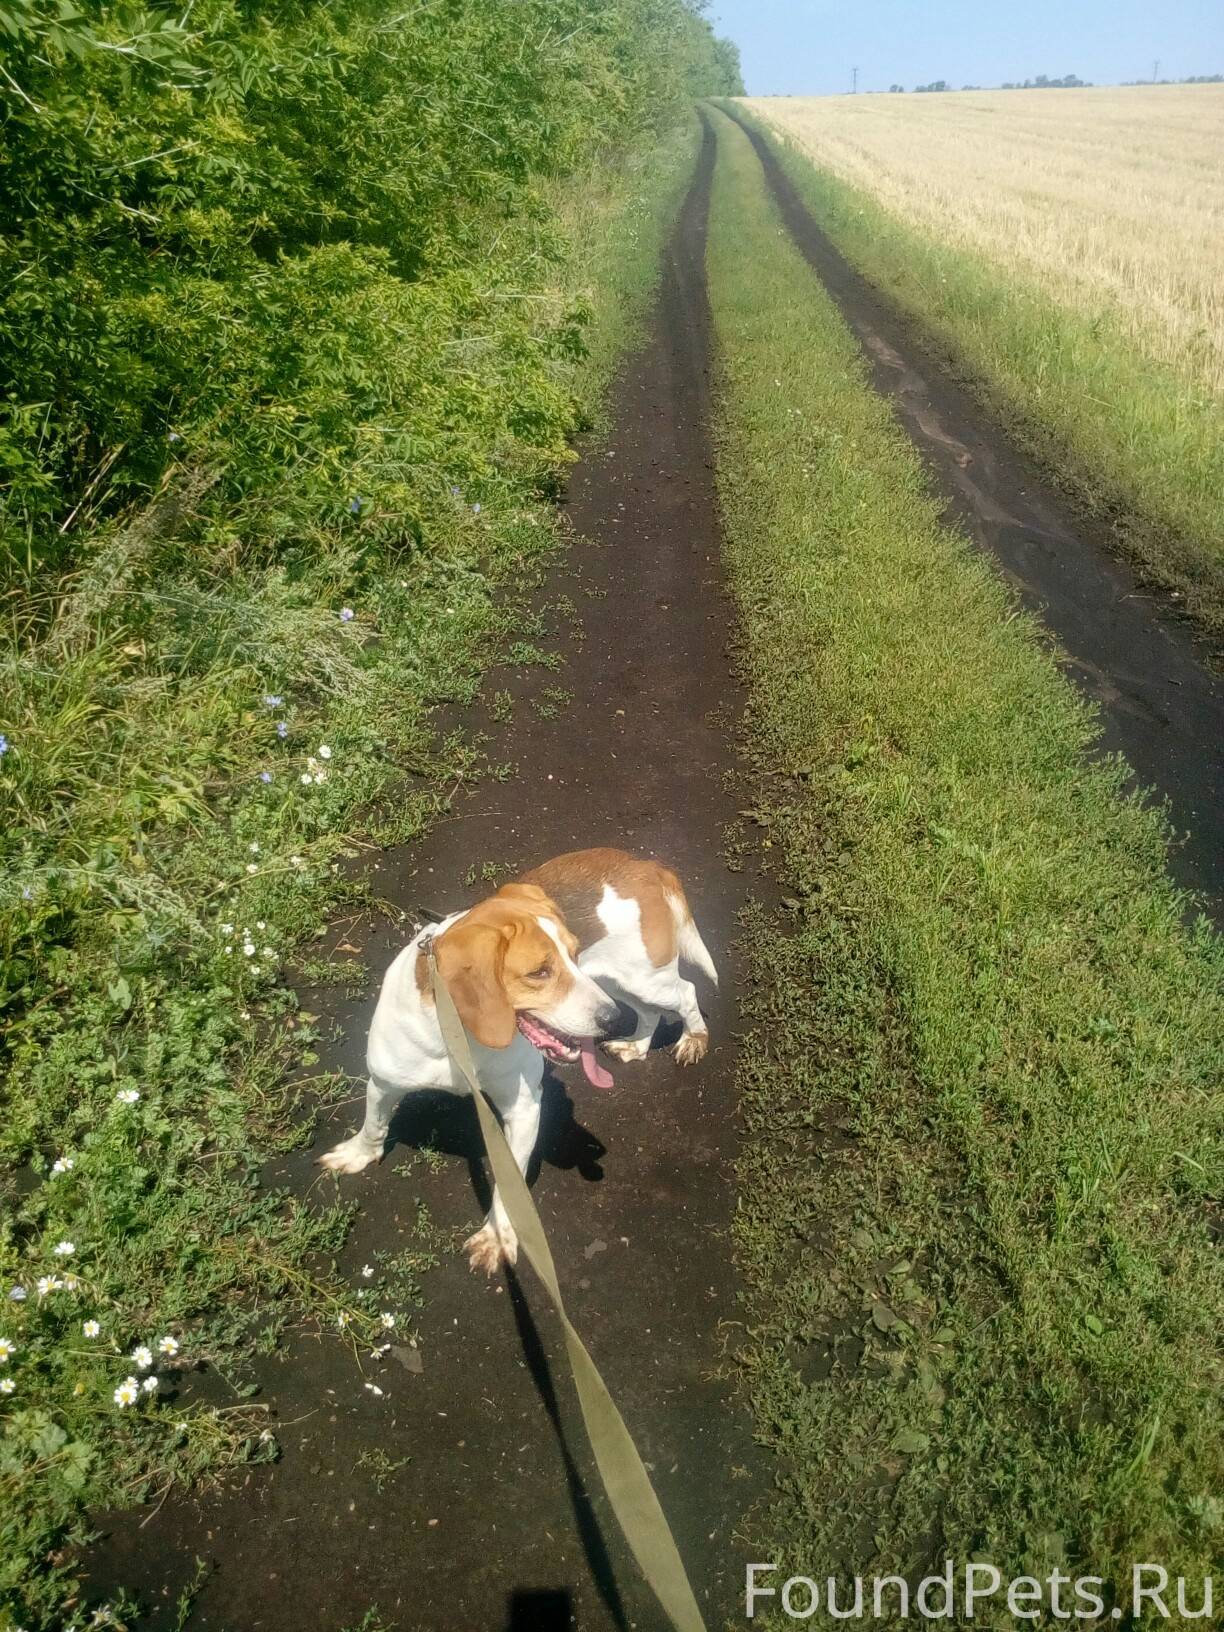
[709,0,1224,96]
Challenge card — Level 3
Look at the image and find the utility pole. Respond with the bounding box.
[852,65,858,93]
[1152,58,1160,83]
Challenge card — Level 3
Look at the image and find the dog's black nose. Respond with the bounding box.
[596,998,621,1035]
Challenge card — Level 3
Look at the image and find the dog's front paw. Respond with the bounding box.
[602,1036,651,1064]
[673,1030,709,1066]
[464,1221,517,1276]
[317,1134,382,1175]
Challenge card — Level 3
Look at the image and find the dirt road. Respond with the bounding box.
[725,107,1224,920]
[85,117,762,1632]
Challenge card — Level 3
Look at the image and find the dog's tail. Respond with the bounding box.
[669,892,719,987]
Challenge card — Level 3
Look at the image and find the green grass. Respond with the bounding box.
[0,117,698,1630]
[719,103,1224,634]
[706,108,1223,1614]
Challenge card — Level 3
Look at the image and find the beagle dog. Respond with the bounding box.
[319,848,718,1273]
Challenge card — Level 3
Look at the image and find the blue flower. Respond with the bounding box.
[339,607,355,623]
[0,734,8,755]
[276,721,288,740]
[348,496,369,516]
[260,771,273,784]
[22,885,33,900]
[449,485,461,498]
[262,694,283,709]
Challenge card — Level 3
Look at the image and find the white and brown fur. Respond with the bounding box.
[319,848,717,1272]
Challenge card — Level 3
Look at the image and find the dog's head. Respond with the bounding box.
[432,883,619,1063]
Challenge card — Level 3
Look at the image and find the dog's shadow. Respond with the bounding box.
[386,1068,607,1213]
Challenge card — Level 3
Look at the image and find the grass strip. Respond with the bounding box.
[0,121,697,1628]
[722,102,1224,634]
[706,107,1223,1608]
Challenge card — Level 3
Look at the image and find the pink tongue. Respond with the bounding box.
[579,1040,614,1090]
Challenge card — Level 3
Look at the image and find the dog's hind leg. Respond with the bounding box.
[670,976,709,1066]
[317,1071,403,1174]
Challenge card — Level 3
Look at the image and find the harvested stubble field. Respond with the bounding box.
[743,86,1224,627]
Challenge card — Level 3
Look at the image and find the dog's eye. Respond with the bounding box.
[527,964,551,980]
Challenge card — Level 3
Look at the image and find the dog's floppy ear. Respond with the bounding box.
[434,922,516,1049]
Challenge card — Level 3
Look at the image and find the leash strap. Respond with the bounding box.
[426,946,708,1632]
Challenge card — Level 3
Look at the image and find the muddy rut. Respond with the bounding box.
[85,118,762,1632]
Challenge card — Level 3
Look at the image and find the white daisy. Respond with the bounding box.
[256,920,266,930]
[0,1377,14,1395]
[158,1335,179,1357]
[53,1240,75,1257]
[220,923,234,935]
[300,773,312,786]
[83,1320,101,1338]
[131,1344,153,1370]
[115,1088,140,1104]
[360,1264,374,1278]
[0,1338,14,1361]
[379,1312,396,1330]
[51,1155,74,1174]
[141,1375,159,1395]
[36,1276,62,1296]
[248,842,260,854]
[246,863,258,874]
[62,1273,80,1291]
[113,1377,138,1408]
[317,745,332,760]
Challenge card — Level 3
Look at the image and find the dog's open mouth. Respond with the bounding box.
[516,1013,614,1089]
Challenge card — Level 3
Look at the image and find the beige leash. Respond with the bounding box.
[425,942,708,1632]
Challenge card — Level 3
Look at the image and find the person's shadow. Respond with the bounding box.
[502,1588,574,1629]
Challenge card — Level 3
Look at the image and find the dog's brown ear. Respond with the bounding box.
[435,922,517,1049]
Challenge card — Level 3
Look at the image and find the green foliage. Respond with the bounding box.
[708,109,1223,1607]
[0,2,718,1621]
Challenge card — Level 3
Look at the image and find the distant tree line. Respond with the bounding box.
[1122,73,1223,84]
[884,69,1222,95]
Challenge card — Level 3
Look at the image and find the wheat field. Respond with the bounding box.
[743,86,1224,395]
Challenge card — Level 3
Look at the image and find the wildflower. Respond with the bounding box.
[300,773,312,786]
[249,842,260,854]
[291,855,305,868]
[168,431,182,443]
[262,694,283,709]
[379,1312,396,1330]
[361,1265,374,1279]
[37,1276,63,1296]
[158,1335,179,1357]
[260,771,273,784]
[83,1320,101,1338]
[53,1241,75,1257]
[8,1286,26,1302]
[337,1312,350,1328]
[246,863,258,874]
[0,1339,14,1361]
[115,1088,140,1104]
[277,721,289,740]
[22,884,33,899]
[317,744,332,760]
[256,920,266,930]
[52,1155,74,1174]
[62,1274,80,1291]
[450,485,461,498]
[472,503,481,515]
[221,922,234,935]
[262,946,274,959]
[243,943,255,957]
[250,965,261,976]
[131,1345,153,1370]
[348,496,368,515]
[0,734,8,756]
[339,607,354,623]
[142,1375,159,1395]
[0,1378,14,1395]
[113,1378,139,1408]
